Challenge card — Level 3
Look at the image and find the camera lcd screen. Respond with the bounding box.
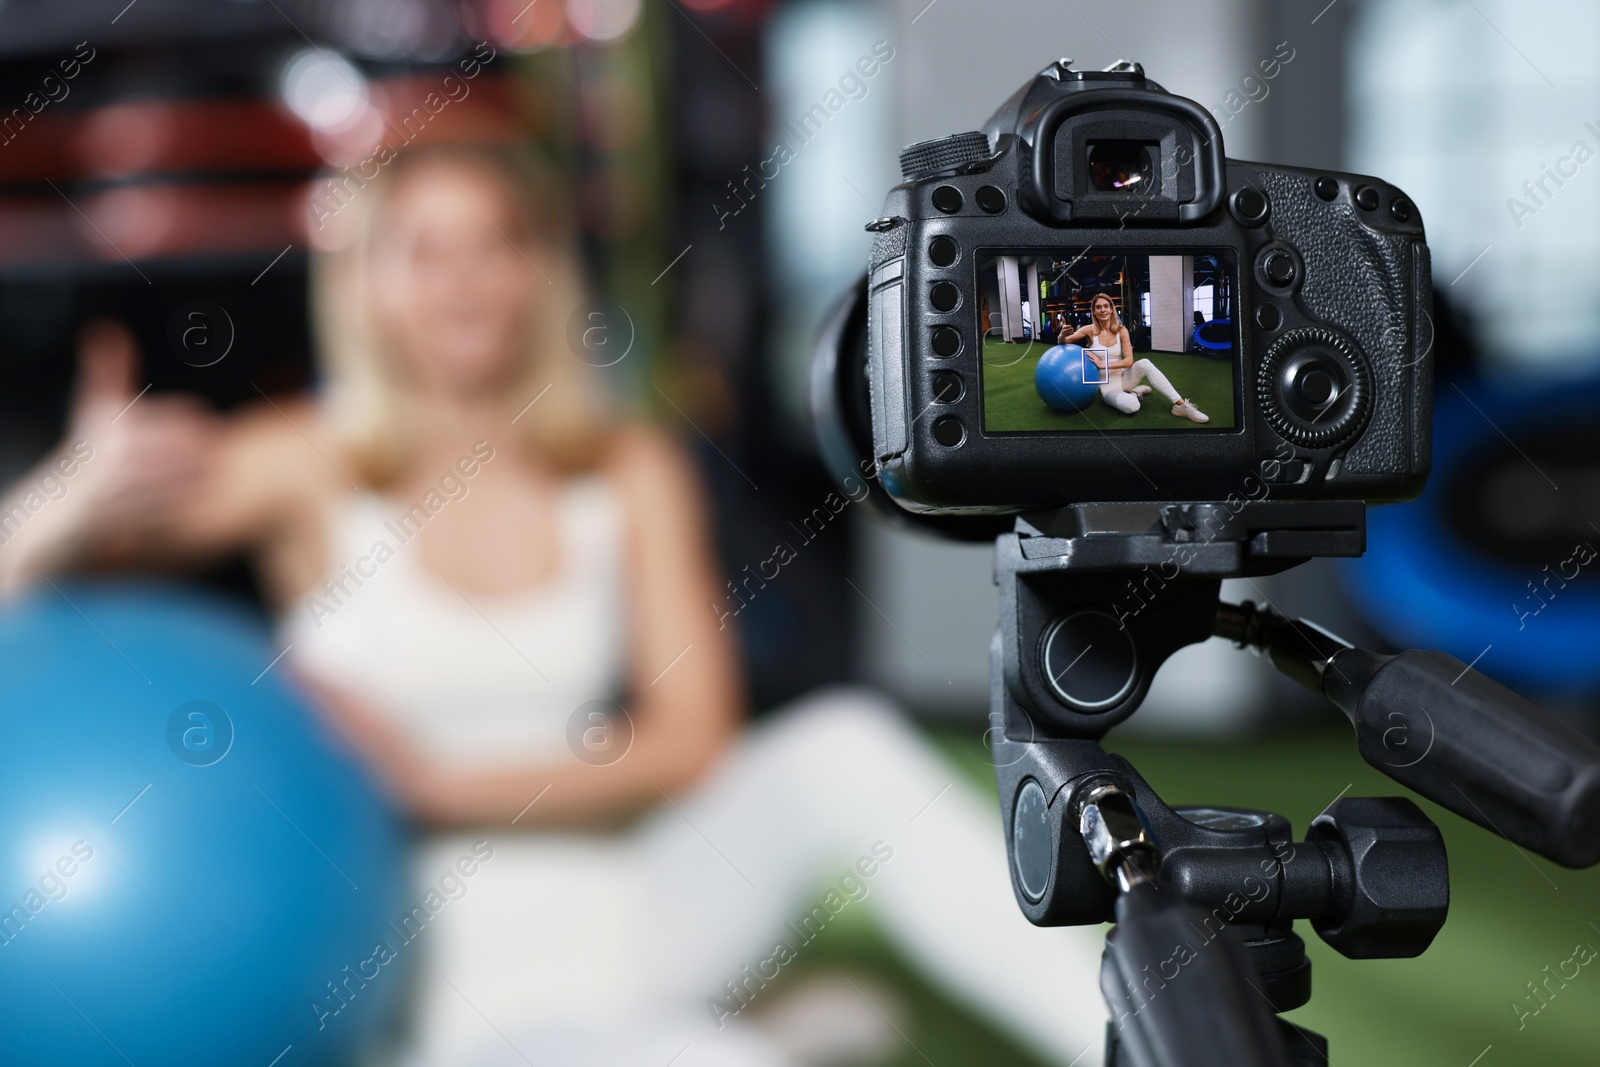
[977,251,1238,433]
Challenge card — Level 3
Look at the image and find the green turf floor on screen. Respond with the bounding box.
[982,339,1235,432]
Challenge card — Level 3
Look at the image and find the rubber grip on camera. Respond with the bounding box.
[1325,649,1600,869]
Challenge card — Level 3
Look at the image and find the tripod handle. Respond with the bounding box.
[1326,648,1600,869]
[1101,883,1292,1067]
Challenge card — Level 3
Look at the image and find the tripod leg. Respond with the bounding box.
[1099,884,1293,1067]
[1102,1019,1324,1066]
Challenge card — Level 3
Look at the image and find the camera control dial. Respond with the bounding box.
[899,131,991,181]
[1258,327,1373,449]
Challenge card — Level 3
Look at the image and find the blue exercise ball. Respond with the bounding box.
[0,582,409,1067]
[1034,344,1102,414]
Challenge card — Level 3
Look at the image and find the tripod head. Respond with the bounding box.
[993,499,1600,862]
[988,500,1600,1066]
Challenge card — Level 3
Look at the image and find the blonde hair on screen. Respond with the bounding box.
[1088,291,1122,332]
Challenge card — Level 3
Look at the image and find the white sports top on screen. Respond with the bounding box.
[1089,332,1122,360]
[279,477,628,772]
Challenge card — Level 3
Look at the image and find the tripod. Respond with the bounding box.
[986,500,1600,1067]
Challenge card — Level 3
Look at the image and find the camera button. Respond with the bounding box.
[932,415,965,446]
[1232,187,1269,226]
[1259,459,1308,484]
[931,282,960,312]
[1254,304,1282,331]
[1390,197,1415,222]
[1296,367,1337,406]
[929,237,958,267]
[1263,250,1297,287]
[1353,185,1380,211]
[932,186,964,214]
[976,185,1006,213]
[932,326,962,357]
[1314,176,1339,201]
[932,371,963,403]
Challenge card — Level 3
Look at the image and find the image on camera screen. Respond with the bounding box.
[977,250,1238,433]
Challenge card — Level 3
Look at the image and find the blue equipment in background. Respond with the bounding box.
[1034,343,1102,413]
[1193,317,1233,355]
[1343,376,1600,694]
[0,583,409,1066]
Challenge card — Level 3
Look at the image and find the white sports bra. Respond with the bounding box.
[280,477,628,772]
[1088,332,1122,360]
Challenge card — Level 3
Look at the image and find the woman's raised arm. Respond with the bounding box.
[0,320,324,599]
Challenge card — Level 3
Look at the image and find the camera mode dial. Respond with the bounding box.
[1257,327,1373,449]
[899,132,991,181]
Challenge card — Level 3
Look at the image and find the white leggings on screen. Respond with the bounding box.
[394,688,1107,1067]
[1100,357,1182,414]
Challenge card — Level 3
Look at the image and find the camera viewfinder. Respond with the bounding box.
[1086,140,1158,194]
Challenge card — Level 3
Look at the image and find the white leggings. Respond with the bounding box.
[1100,357,1181,414]
[394,689,1106,1067]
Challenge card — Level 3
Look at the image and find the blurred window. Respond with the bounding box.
[1349,0,1600,368]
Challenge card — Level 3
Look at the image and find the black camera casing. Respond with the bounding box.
[862,61,1432,517]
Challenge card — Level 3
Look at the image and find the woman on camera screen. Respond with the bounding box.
[1058,291,1210,423]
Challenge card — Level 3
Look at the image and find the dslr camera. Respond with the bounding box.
[817,58,1431,521]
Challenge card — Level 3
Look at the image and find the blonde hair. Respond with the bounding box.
[310,143,612,486]
[1088,292,1122,333]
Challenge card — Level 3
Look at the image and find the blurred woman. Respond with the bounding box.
[0,145,1104,1067]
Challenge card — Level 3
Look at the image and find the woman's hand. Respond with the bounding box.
[290,666,465,824]
[1087,351,1106,368]
[0,320,220,596]
[65,319,221,543]
[293,660,701,831]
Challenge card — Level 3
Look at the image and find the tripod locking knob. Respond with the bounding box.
[1305,797,1448,960]
[1080,783,1159,891]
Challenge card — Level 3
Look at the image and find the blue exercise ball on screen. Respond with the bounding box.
[0,582,409,1067]
[1034,343,1101,413]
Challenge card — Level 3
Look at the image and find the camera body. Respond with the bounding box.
[860,60,1432,517]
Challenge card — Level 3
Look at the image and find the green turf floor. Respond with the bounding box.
[791,725,1600,1066]
[982,339,1236,433]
